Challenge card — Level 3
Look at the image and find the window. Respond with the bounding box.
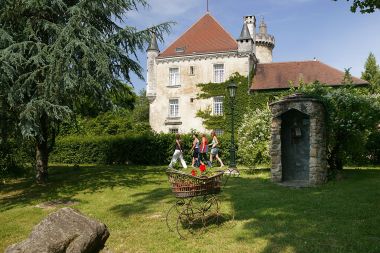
[169,128,179,134]
[213,64,224,83]
[169,68,179,86]
[189,66,195,75]
[169,99,179,118]
[215,129,224,136]
[213,96,224,116]
[176,47,185,53]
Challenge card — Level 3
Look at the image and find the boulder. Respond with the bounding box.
[6,207,110,253]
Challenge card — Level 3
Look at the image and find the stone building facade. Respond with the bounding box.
[146,12,367,134]
[146,13,275,133]
[269,94,327,186]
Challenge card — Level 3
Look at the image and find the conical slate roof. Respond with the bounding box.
[158,13,237,58]
[147,32,159,51]
[238,23,251,40]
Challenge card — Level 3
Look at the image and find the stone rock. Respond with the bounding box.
[6,207,110,253]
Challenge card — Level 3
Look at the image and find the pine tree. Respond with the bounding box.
[0,0,172,183]
[361,52,380,93]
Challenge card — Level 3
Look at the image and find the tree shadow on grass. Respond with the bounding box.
[225,169,380,253]
[110,187,172,218]
[0,165,167,212]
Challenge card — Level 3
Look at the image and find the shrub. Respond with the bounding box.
[297,82,380,170]
[50,132,233,166]
[237,106,271,168]
[365,130,380,164]
[0,141,32,181]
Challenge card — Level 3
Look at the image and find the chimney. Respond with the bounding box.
[244,15,256,54]
[244,16,256,41]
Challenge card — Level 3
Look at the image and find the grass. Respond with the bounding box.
[1,165,380,253]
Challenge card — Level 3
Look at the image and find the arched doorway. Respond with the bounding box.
[280,109,310,182]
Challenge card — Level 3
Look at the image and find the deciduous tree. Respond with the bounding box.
[334,0,380,13]
[298,80,380,172]
[361,52,380,93]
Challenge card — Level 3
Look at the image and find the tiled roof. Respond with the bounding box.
[158,13,238,58]
[251,61,368,91]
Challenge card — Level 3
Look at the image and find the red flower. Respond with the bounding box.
[199,164,206,173]
[191,169,197,176]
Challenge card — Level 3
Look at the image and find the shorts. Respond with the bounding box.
[193,148,199,158]
[211,148,218,155]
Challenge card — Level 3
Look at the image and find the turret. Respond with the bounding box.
[146,32,159,102]
[237,16,255,54]
[255,17,275,63]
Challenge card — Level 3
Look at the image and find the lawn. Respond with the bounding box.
[1,165,380,253]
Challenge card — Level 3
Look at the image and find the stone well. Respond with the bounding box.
[269,94,327,186]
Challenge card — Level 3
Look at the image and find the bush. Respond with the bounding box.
[50,132,233,166]
[366,130,380,164]
[237,106,271,168]
[0,141,32,181]
[297,82,380,169]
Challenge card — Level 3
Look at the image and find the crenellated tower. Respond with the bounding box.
[146,32,159,102]
[255,17,275,63]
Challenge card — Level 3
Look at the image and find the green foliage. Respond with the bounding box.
[51,133,171,165]
[334,0,380,13]
[196,73,284,133]
[0,142,32,181]
[50,133,231,166]
[133,89,150,123]
[60,109,134,136]
[365,130,380,164]
[297,81,380,169]
[0,0,173,181]
[59,90,151,136]
[361,52,380,93]
[238,106,271,168]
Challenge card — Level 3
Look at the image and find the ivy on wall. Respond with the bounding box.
[196,72,286,133]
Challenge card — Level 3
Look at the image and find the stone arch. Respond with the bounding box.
[269,94,327,186]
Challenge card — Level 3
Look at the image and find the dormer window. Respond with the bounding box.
[175,47,185,53]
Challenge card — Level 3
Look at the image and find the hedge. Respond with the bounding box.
[50,133,235,166]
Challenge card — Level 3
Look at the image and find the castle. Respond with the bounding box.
[146,13,366,134]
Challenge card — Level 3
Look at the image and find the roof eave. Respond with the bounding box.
[249,82,369,93]
[157,49,238,59]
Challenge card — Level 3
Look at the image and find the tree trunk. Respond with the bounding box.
[35,114,49,183]
[36,141,49,183]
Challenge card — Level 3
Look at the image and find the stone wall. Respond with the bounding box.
[269,94,327,186]
[256,44,273,63]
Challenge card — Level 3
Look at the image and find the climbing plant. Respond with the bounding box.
[196,73,284,133]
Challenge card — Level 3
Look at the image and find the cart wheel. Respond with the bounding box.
[166,200,185,232]
[201,195,221,226]
[176,207,203,239]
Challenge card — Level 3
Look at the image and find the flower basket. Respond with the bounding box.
[166,169,224,198]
